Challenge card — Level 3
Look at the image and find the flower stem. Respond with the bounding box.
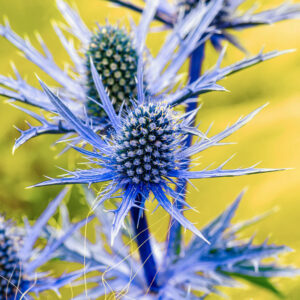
[166,43,205,262]
[130,194,159,292]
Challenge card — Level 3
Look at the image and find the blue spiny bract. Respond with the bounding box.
[0,218,22,298]
[86,26,138,117]
[113,104,180,184]
[177,0,228,20]
[37,75,281,244]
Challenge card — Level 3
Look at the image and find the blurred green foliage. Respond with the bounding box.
[0,0,299,299]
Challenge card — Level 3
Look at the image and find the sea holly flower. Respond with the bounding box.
[0,188,93,299]
[30,66,284,245]
[0,0,290,152]
[107,0,300,52]
[56,187,299,299]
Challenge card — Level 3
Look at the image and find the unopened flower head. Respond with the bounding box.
[86,26,138,117]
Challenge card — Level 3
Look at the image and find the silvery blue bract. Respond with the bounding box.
[0,188,92,299]
[0,0,290,153]
[31,66,282,244]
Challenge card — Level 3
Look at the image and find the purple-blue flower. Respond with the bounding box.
[0,188,93,299]
[29,64,284,245]
[0,0,290,153]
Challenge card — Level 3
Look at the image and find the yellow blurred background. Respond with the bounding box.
[0,0,299,299]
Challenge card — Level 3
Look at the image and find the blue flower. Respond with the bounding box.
[0,188,93,299]
[58,187,299,299]
[108,0,300,52]
[30,65,284,244]
[0,0,290,152]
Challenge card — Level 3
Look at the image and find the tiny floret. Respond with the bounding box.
[112,104,179,184]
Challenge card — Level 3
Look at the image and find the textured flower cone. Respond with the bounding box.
[113,104,180,184]
[0,223,22,298]
[85,26,138,117]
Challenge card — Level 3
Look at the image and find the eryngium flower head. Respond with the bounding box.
[67,189,300,299]
[86,26,138,117]
[0,0,289,151]
[113,104,180,184]
[33,70,282,244]
[0,189,90,299]
[0,218,22,298]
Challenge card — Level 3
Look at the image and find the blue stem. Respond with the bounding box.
[130,194,159,292]
[166,43,205,261]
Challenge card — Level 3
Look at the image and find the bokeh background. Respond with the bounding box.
[0,0,299,299]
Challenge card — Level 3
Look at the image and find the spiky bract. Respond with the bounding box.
[86,26,138,117]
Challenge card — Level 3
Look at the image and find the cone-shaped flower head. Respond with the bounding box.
[86,26,138,117]
[113,103,180,184]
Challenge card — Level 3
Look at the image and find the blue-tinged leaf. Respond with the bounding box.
[135,0,159,54]
[170,164,284,179]
[169,50,293,105]
[151,184,209,244]
[26,215,95,274]
[32,168,116,187]
[56,0,91,44]
[30,269,88,295]
[181,104,267,158]
[21,188,69,261]
[89,58,121,131]
[223,273,284,298]
[187,191,244,255]
[39,80,110,153]
[0,19,83,96]
[111,185,139,244]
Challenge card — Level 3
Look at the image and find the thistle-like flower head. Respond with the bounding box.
[32,67,282,243]
[86,25,138,117]
[113,103,181,185]
[0,189,91,299]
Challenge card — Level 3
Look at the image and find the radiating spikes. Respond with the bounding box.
[89,58,121,130]
[21,188,69,260]
[169,50,293,106]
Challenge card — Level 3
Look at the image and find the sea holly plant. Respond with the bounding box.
[0,0,293,152]
[105,0,300,264]
[26,65,289,294]
[0,0,299,299]
[0,188,94,299]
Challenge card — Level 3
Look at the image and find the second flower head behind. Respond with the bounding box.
[33,62,282,244]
